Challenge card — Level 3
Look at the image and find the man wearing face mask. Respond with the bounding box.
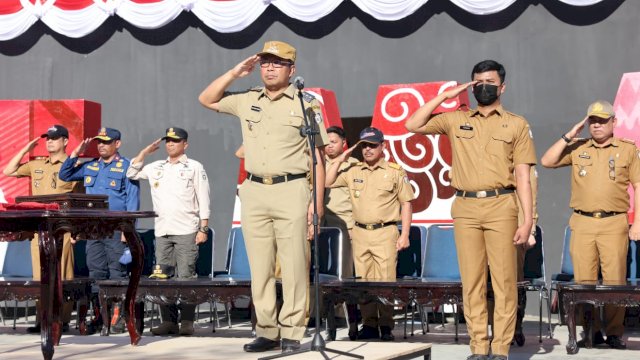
[541,100,640,350]
[405,60,536,360]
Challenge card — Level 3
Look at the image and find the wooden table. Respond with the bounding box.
[558,280,640,354]
[97,278,253,334]
[0,208,155,360]
[322,279,463,341]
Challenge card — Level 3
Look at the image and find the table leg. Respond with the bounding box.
[347,303,358,340]
[38,227,61,360]
[563,292,578,354]
[122,224,144,345]
[324,295,337,341]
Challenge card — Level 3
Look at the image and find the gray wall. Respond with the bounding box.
[0,0,637,288]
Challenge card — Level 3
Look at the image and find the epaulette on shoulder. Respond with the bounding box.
[356,162,363,166]
[389,162,402,170]
[302,91,315,103]
[620,138,635,145]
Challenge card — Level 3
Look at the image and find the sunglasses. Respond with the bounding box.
[361,142,381,149]
[259,59,293,68]
[166,138,185,143]
[96,139,115,145]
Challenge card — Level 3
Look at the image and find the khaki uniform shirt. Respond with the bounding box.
[324,156,358,229]
[217,84,329,176]
[558,137,640,212]
[15,155,81,195]
[422,106,537,191]
[333,159,415,224]
[127,154,211,236]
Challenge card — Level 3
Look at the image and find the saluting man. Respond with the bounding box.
[541,100,640,350]
[127,127,211,336]
[2,125,81,333]
[59,127,140,333]
[326,127,415,341]
[405,60,536,360]
[198,40,328,353]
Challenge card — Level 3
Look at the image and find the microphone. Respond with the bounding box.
[293,76,305,90]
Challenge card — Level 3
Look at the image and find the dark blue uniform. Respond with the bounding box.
[59,153,140,282]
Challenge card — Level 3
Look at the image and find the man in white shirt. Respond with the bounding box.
[127,127,211,336]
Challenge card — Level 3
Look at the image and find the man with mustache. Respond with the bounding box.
[326,127,414,341]
[405,60,536,360]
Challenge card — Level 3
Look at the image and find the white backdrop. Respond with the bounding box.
[0,0,606,40]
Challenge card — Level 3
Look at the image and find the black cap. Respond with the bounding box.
[40,125,69,139]
[161,127,188,141]
[94,127,121,141]
[358,127,384,144]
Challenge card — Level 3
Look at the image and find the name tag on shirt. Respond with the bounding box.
[579,154,591,159]
[251,105,261,112]
[353,179,364,183]
[460,125,473,131]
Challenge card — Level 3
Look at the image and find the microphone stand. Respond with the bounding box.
[258,86,363,360]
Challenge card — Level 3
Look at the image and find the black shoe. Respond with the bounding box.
[85,320,104,336]
[577,330,605,348]
[466,355,489,360]
[357,325,380,340]
[489,355,508,360]
[26,324,41,334]
[605,335,627,349]
[380,326,395,341]
[243,337,280,352]
[62,322,70,333]
[281,338,301,353]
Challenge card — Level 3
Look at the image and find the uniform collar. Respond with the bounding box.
[100,153,121,165]
[46,153,68,164]
[469,104,505,118]
[164,154,188,164]
[360,158,387,170]
[588,137,618,148]
[258,83,296,101]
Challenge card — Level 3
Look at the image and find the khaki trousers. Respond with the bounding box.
[452,194,518,356]
[31,232,75,322]
[351,225,398,328]
[239,179,310,341]
[569,213,628,337]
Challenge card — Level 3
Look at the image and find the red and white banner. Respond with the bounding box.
[0,1,606,41]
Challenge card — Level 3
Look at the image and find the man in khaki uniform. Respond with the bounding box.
[406,60,536,360]
[326,127,414,341]
[541,100,640,350]
[198,40,328,353]
[323,126,358,278]
[2,125,81,333]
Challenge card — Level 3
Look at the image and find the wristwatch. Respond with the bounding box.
[199,225,209,234]
[561,134,571,143]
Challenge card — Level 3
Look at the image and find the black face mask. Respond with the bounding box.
[473,83,500,106]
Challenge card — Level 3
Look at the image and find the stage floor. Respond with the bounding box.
[0,313,639,359]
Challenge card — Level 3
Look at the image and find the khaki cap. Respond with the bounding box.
[257,41,296,62]
[587,100,615,119]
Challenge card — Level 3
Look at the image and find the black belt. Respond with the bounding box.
[247,173,306,185]
[355,221,397,230]
[574,210,625,219]
[455,187,515,198]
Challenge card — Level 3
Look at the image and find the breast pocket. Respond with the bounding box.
[377,181,395,194]
[487,131,514,156]
[243,114,262,138]
[574,157,593,178]
[283,114,304,138]
[179,169,195,188]
[106,171,124,190]
[83,169,99,188]
[613,159,629,183]
[454,128,475,140]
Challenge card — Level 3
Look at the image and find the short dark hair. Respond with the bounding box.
[471,60,505,83]
[326,126,346,139]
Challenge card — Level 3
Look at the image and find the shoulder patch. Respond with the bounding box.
[356,162,363,166]
[302,92,315,103]
[389,162,402,170]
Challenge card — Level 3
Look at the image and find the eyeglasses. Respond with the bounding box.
[259,59,293,69]
[609,157,615,180]
[361,143,380,149]
[588,117,613,125]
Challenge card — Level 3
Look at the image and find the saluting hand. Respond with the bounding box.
[338,144,358,163]
[441,81,478,100]
[72,138,92,157]
[231,55,260,79]
[630,223,640,241]
[564,116,588,141]
[22,138,40,153]
[142,138,162,156]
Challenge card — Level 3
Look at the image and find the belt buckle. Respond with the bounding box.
[366,224,374,230]
[476,190,487,198]
[594,212,602,218]
[262,176,273,185]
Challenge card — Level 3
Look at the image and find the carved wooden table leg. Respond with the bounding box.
[38,226,60,360]
[122,223,144,345]
[564,291,578,354]
[324,294,337,341]
[53,231,64,345]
